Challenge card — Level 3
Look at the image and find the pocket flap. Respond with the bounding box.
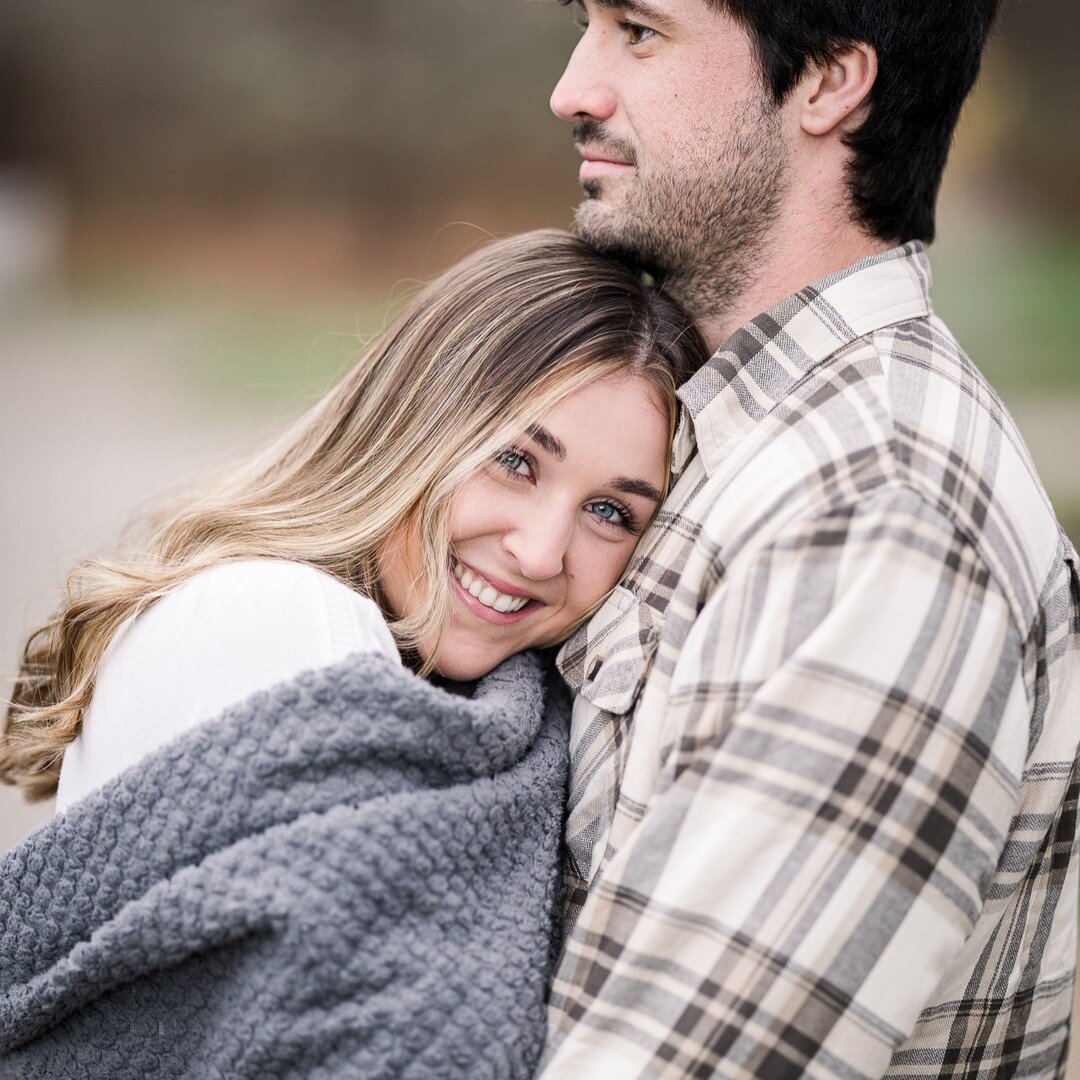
[557,586,659,716]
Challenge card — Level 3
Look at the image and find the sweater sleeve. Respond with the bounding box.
[56,560,399,812]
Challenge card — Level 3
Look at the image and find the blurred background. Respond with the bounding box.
[1,0,1077,992]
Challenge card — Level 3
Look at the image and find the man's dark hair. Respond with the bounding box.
[711,0,1000,242]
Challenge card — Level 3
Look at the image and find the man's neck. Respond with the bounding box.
[693,226,897,355]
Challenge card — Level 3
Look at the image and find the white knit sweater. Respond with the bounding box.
[56,559,399,812]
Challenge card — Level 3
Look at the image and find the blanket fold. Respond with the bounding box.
[0,649,568,1079]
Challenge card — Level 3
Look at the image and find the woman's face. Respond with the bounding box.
[379,373,671,680]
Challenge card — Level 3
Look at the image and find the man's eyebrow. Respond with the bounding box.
[527,425,567,461]
[575,0,677,30]
[611,477,664,503]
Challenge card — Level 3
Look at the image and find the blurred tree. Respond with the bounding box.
[0,0,1072,223]
[995,0,1079,218]
[0,0,579,222]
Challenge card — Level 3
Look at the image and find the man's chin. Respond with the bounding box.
[572,197,631,245]
[572,200,660,271]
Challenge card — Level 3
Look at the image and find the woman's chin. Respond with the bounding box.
[429,642,513,683]
[431,657,501,682]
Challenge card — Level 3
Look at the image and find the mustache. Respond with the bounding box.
[573,119,637,166]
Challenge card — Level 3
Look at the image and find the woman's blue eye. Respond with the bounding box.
[496,449,532,478]
[586,500,636,532]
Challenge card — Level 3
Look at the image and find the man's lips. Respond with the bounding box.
[577,146,634,181]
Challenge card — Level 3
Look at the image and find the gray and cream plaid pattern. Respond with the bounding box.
[540,244,1080,1078]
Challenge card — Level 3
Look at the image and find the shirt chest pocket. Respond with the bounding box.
[564,585,661,716]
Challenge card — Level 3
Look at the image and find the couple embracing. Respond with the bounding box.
[2,1,1078,1077]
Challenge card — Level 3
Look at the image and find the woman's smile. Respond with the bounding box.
[449,555,544,624]
[378,372,673,679]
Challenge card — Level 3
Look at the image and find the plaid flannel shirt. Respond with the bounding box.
[540,243,1080,1079]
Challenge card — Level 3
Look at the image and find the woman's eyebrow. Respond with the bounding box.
[527,425,567,461]
[525,426,662,502]
[611,477,663,503]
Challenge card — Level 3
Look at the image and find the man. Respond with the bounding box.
[539,1,1080,1076]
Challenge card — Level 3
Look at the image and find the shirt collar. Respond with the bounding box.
[676,241,933,476]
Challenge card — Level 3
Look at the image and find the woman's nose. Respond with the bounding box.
[502,515,572,582]
[550,33,617,124]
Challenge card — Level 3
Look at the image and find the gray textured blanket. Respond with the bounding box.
[0,650,568,1079]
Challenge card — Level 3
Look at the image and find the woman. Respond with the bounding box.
[0,230,706,1078]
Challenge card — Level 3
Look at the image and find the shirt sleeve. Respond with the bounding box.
[56,560,399,811]
[541,485,1029,1078]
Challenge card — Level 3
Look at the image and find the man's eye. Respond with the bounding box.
[618,19,656,45]
[495,448,533,479]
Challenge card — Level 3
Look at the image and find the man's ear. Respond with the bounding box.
[799,44,877,137]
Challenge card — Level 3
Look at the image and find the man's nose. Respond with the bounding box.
[550,33,617,123]
[502,515,572,582]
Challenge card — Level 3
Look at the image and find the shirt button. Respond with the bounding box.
[586,656,603,681]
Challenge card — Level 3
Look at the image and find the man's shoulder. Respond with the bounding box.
[698,310,1065,635]
[863,311,1064,624]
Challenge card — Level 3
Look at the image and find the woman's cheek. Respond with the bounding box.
[447,475,493,538]
[577,536,636,609]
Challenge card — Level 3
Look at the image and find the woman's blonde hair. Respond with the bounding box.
[2,229,706,801]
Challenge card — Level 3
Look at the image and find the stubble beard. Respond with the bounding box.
[573,95,789,325]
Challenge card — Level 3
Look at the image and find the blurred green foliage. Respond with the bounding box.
[933,227,1080,392]
[66,217,1080,548]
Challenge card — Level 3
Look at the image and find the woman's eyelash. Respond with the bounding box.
[492,448,641,535]
[494,446,535,480]
[586,499,640,535]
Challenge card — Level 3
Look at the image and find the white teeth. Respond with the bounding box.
[451,558,531,614]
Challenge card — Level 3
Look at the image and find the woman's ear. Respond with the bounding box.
[799,43,878,137]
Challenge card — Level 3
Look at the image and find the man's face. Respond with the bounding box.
[550,0,790,318]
